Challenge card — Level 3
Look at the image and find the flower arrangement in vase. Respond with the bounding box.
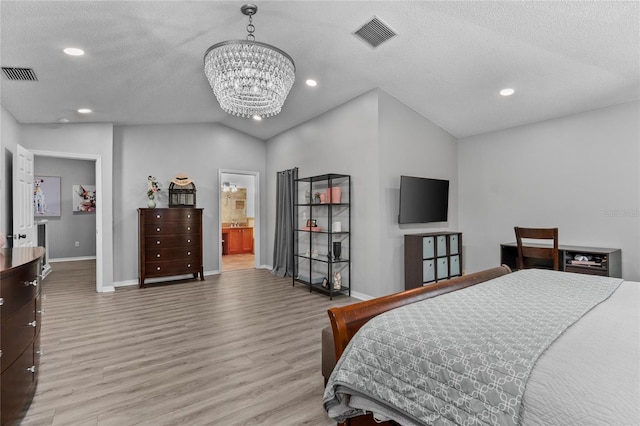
[147,175,161,208]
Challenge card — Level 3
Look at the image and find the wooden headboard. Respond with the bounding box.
[327,265,512,361]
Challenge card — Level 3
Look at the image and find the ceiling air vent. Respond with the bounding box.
[2,67,38,81]
[353,16,397,49]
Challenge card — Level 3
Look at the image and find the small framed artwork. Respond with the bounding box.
[306,219,317,228]
[72,184,96,213]
[34,176,61,217]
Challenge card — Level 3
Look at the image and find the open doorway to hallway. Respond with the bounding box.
[33,153,99,290]
[220,171,258,272]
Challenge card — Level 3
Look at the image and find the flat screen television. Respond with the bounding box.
[398,175,449,224]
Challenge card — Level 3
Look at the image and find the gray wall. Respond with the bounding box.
[34,156,96,259]
[266,89,459,298]
[20,123,115,291]
[458,101,640,281]
[378,90,459,294]
[112,123,266,284]
[266,90,379,297]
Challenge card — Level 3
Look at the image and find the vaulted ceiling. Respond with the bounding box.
[1,1,638,140]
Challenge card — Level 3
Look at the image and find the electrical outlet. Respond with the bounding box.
[74,241,80,247]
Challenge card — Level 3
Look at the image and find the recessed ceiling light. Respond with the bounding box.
[305,79,317,87]
[500,88,515,96]
[77,108,92,114]
[252,115,262,121]
[64,48,85,56]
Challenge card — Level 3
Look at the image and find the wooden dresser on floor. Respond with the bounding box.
[138,208,204,287]
[0,246,44,426]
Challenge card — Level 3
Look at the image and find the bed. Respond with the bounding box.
[323,266,639,426]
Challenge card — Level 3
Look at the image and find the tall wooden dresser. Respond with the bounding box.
[0,246,44,426]
[138,208,204,287]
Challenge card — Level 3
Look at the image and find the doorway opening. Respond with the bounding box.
[219,170,259,272]
[31,150,104,292]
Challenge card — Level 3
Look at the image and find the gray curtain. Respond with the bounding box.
[271,167,298,277]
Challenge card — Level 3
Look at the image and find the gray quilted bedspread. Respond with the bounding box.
[323,269,623,426]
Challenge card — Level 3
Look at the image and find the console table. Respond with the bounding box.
[500,242,621,278]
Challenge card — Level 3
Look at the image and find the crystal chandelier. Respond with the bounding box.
[203,4,296,119]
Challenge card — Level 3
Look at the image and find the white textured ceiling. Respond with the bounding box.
[1,1,638,140]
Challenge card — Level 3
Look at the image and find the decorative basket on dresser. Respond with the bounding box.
[138,208,204,287]
[0,246,45,426]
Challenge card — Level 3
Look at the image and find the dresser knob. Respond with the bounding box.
[187,264,191,268]
[156,241,161,245]
[28,320,37,327]
[156,254,161,258]
[157,267,161,271]
[156,214,161,219]
[0,349,2,358]
[36,350,44,356]
[156,228,161,232]
[187,227,191,231]
[187,214,191,218]
[37,309,44,314]
[187,239,191,243]
[187,252,191,256]
[0,297,3,306]
[24,279,38,287]
[27,366,36,373]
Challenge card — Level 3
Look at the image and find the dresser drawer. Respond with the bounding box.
[144,259,201,277]
[145,247,201,262]
[35,291,43,337]
[144,221,200,236]
[34,332,42,374]
[145,235,200,249]
[1,300,36,373]
[564,265,608,276]
[1,341,36,426]
[1,267,38,320]
[141,208,200,223]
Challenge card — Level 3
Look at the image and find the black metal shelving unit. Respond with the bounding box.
[293,173,351,300]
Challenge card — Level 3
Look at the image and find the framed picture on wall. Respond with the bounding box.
[34,176,61,217]
[72,184,96,213]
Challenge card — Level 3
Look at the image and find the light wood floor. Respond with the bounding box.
[22,260,357,426]
[222,253,255,272]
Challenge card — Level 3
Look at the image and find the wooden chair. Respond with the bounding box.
[514,227,559,271]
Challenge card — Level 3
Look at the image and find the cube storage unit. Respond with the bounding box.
[404,232,462,290]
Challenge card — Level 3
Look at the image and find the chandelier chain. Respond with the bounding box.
[246,13,255,41]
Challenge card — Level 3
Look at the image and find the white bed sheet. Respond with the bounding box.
[522,279,640,426]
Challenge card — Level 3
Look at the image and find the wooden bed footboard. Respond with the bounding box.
[327,265,512,362]
[326,265,512,426]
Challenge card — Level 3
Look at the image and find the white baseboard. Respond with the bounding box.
[49,256,96,263]
[350,290,373,301]
[100,286,115,293]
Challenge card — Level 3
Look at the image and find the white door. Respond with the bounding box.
[12,144,36,247]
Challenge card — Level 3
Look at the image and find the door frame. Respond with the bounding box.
[218,169,260,272]
[31,149,105,293]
